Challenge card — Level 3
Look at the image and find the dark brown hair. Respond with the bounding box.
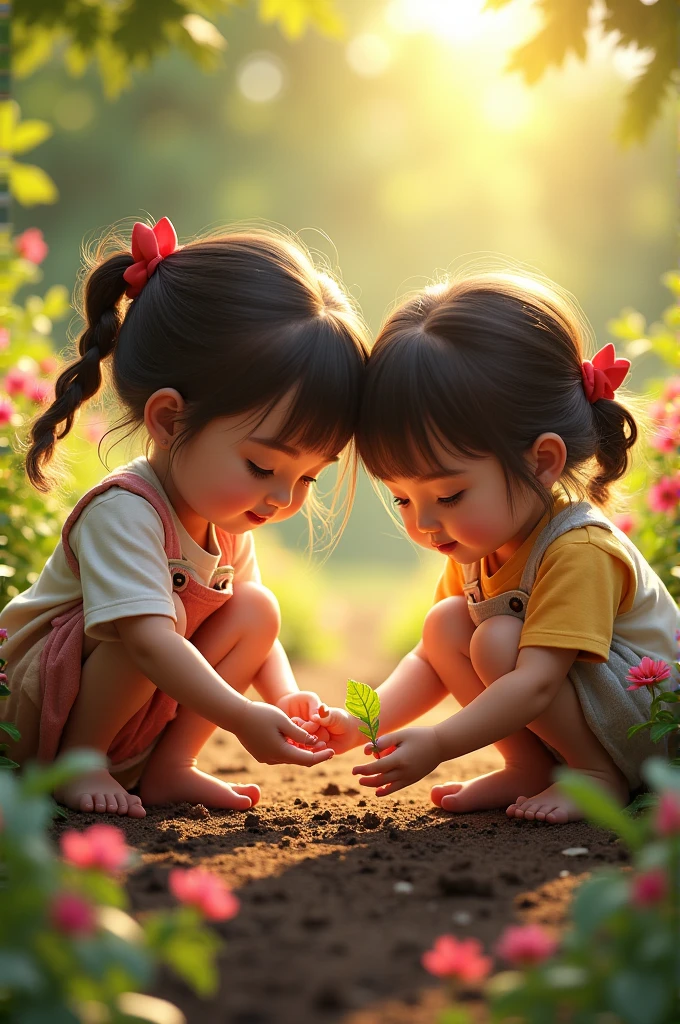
[27,225,370,532]
[357,272,637,510]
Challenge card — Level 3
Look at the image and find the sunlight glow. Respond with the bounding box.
[386,0,497,43]
[482,79,534,130]
[237,54,285,103]
[346,33,392,77]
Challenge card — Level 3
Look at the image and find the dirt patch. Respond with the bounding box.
[52,729,629,1024]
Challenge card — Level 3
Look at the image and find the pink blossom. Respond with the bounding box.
[169,868,240,921]
[15,228,48,265]
[650,426,678,454]
[626,657,672,691]
[3,367,31,397]
[663,378,680,403]
[656,791,680,837]
[50,892,96,935]
[61,823,131,873]
[421,935,492,983]
[648,400,666,425]
[0,628,8,641]
[39,357,58,375]
[82,416,109,445]
[648,475,680,515]
[0,328,9,351]
[496,924,559,966]
[27,379,52,404]
[611,512,635,535]
[0,399,14,425]
[631,868,667,907]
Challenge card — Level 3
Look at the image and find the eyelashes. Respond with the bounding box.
[393,492,464,508]
[246,460,316,487]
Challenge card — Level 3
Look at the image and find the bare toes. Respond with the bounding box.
[546,808,569,824]
[93,793,107,813]
[128,797,146,819]
[116,793,129,815]
[80,793,94,813]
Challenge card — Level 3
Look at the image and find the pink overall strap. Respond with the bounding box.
[61,470,182,576]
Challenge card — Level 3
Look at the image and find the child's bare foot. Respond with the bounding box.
[506,768,629,824]
[431,763,554,814]
[54,769,146,817]
[140,761,260,810]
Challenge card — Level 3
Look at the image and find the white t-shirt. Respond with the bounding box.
[0,457,260,664]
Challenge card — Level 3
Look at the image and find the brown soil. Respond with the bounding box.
[52,724,630,1022]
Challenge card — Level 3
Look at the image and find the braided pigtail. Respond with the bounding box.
[26,252,132,491]
[587,397,638,506]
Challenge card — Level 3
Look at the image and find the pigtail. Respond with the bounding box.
[587,398,638,506]
[26,252,132,491]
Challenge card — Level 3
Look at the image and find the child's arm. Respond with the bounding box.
[353,645,577,795]
[314,642,449,754]
[115,615,332,766]
[253,639,324,724]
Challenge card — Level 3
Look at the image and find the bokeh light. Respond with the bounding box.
[346,33,392,78]
[237,53,285,104]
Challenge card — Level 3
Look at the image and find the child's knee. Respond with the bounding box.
[470,614,523,685]
[172,593,188,637]
[234,581,281,642]
[423,596,473,657]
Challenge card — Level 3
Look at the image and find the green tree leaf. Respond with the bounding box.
[0,720,21,741]
[12,118,52,154]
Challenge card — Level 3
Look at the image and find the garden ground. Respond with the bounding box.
[53,591,631,1024]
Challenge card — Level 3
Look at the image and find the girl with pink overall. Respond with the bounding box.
[0,218,368,817]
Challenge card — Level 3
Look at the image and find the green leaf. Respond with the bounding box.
[21,748,106,795]
[571,872,629,937]
[0,720,20,741]
[0,754,20,769]
[607,970,670,1024]
[627,721,651,739]
[642,758,680,795]
[556,768,643,848]
[10,161,59,205]
[0,682,12,697]
[650,721,679,744]
[345,679,380,746]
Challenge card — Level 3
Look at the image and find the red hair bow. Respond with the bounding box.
[581,343,630,403]
[123,217,178,299]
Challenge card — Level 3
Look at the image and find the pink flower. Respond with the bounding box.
[0,328,9,351]
[3,367,31,397]
[663,378,680,403]
[39,357,58,376]
[625,657,671,691]
[612,512,635,535]
[648,475,680,514]
[0,628,8,641]
[27,379,52,404]
[169,868,240,921]
[648,400,666,425]
[650,426,678,454]
[15,228,48,265]
[421,935,492,983]
[648,475,680,515]
[0,400,14,425]
[656,791,680,837]
[50,892,96,935]
[61,823,131,873]
[631,868,667,907]
[82,416,109,445]
[496,924,559,966]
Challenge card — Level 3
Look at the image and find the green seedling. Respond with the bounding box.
[345,678,381,754]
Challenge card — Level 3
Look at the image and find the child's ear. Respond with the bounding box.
[144,388,186,448]
[526,432,567,487]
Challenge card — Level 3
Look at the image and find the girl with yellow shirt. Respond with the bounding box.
[317,272,679,823]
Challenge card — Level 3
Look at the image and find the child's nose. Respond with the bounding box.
[415,508,441,534]
[266,484,294,510]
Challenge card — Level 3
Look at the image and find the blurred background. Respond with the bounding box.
[7,0,677,677]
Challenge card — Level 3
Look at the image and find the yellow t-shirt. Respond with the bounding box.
[434,496,637,663]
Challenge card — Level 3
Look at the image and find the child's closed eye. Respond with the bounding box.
[438,491,464,505]
[246,459,274,479]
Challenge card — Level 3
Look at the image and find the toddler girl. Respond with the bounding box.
[317,271,679,823]
[0,217,369,817]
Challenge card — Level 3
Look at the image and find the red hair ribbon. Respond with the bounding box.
[123,217,178,299]
[581,343,630,403]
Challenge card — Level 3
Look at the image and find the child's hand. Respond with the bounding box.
[232,701,334,767]
[310,705,363,754]
[351,726,443,797]
[276,690,324,723]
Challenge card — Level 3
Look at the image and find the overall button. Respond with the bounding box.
[508,596,524,613]
[172,570,188,593]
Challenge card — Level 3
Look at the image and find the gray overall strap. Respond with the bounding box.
[517,501,612,596]
[459,500,612,626]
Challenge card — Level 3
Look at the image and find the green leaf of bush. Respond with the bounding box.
[345,679,380,747]
[555,768,643,848]
[0,720,21,741]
